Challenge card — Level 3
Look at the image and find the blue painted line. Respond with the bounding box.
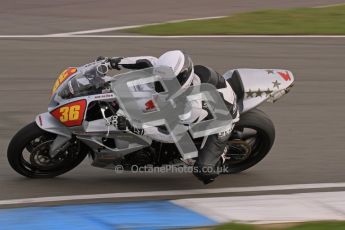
[0,201,216,230]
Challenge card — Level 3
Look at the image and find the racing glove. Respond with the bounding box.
[107,115,144,135]
[95,56,123,70]
[109,57,123,70]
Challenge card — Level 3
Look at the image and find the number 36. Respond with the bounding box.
[59,105,80,122]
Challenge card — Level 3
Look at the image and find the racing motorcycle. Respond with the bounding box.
[7,58,294,178]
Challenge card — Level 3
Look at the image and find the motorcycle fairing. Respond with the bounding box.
[35,112,73,157]
[35,112,72,138]
[37,91,152,163]
[50,99,87,127]
[224,69,294,113]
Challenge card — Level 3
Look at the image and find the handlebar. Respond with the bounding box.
[96,56,123,71]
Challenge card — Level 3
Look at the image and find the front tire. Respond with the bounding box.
[222,109,275,174]
[7,122,88,178]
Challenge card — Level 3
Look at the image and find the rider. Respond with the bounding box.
[105,50,239,184]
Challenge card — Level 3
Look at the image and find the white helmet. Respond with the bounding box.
[157,50,194,88]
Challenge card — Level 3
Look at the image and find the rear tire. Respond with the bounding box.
[7,122,88,178]
[222,109,275,174]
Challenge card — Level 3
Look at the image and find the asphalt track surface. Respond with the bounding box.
[0,0,345,204]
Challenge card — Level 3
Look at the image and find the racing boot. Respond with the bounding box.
[193,131,230,184]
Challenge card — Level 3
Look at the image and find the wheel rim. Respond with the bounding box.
[20,134,81,175]
[225,126,270,165]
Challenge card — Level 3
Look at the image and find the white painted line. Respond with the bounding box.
[0,35,345,38]
[0,35,56,38]
[48,25,151,36]
[0,182,345,206]
[173,191,345,223]
[48,16,227,36]
[64,35,345,38]
[313,3,345,8]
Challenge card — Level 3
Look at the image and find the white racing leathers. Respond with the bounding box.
[119,56,239,183]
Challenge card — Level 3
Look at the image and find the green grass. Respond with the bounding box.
[126,5,345,35]
[213,221,345,230]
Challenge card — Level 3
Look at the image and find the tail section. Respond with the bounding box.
[224,69,294,113]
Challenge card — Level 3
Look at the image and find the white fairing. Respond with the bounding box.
[119,56,158,66]
[224,69,294,113]
[35,112,72,138]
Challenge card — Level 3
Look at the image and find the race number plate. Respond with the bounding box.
[50,99,87,127]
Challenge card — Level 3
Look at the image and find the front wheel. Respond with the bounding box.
[7,122,88,178]
[222,109,275,174]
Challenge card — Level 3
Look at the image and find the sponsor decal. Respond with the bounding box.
[52,67,78,94]
[94,93,115,99]
[145,100,155,110]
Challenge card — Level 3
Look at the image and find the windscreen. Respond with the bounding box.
[52,64,177,112]
[56,62,108,100]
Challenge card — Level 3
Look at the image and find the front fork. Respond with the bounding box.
[35,112,72,158]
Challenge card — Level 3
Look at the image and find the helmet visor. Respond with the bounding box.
[177,55,193,86]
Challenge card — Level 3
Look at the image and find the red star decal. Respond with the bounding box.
[277,71,291,81]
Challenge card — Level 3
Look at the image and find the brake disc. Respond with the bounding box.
[225,139,252,163]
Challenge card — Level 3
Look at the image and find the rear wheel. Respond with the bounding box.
[7,122,88,178]
[222,109,275,174]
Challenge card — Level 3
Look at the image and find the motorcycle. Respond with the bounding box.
[7,57,294,178]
